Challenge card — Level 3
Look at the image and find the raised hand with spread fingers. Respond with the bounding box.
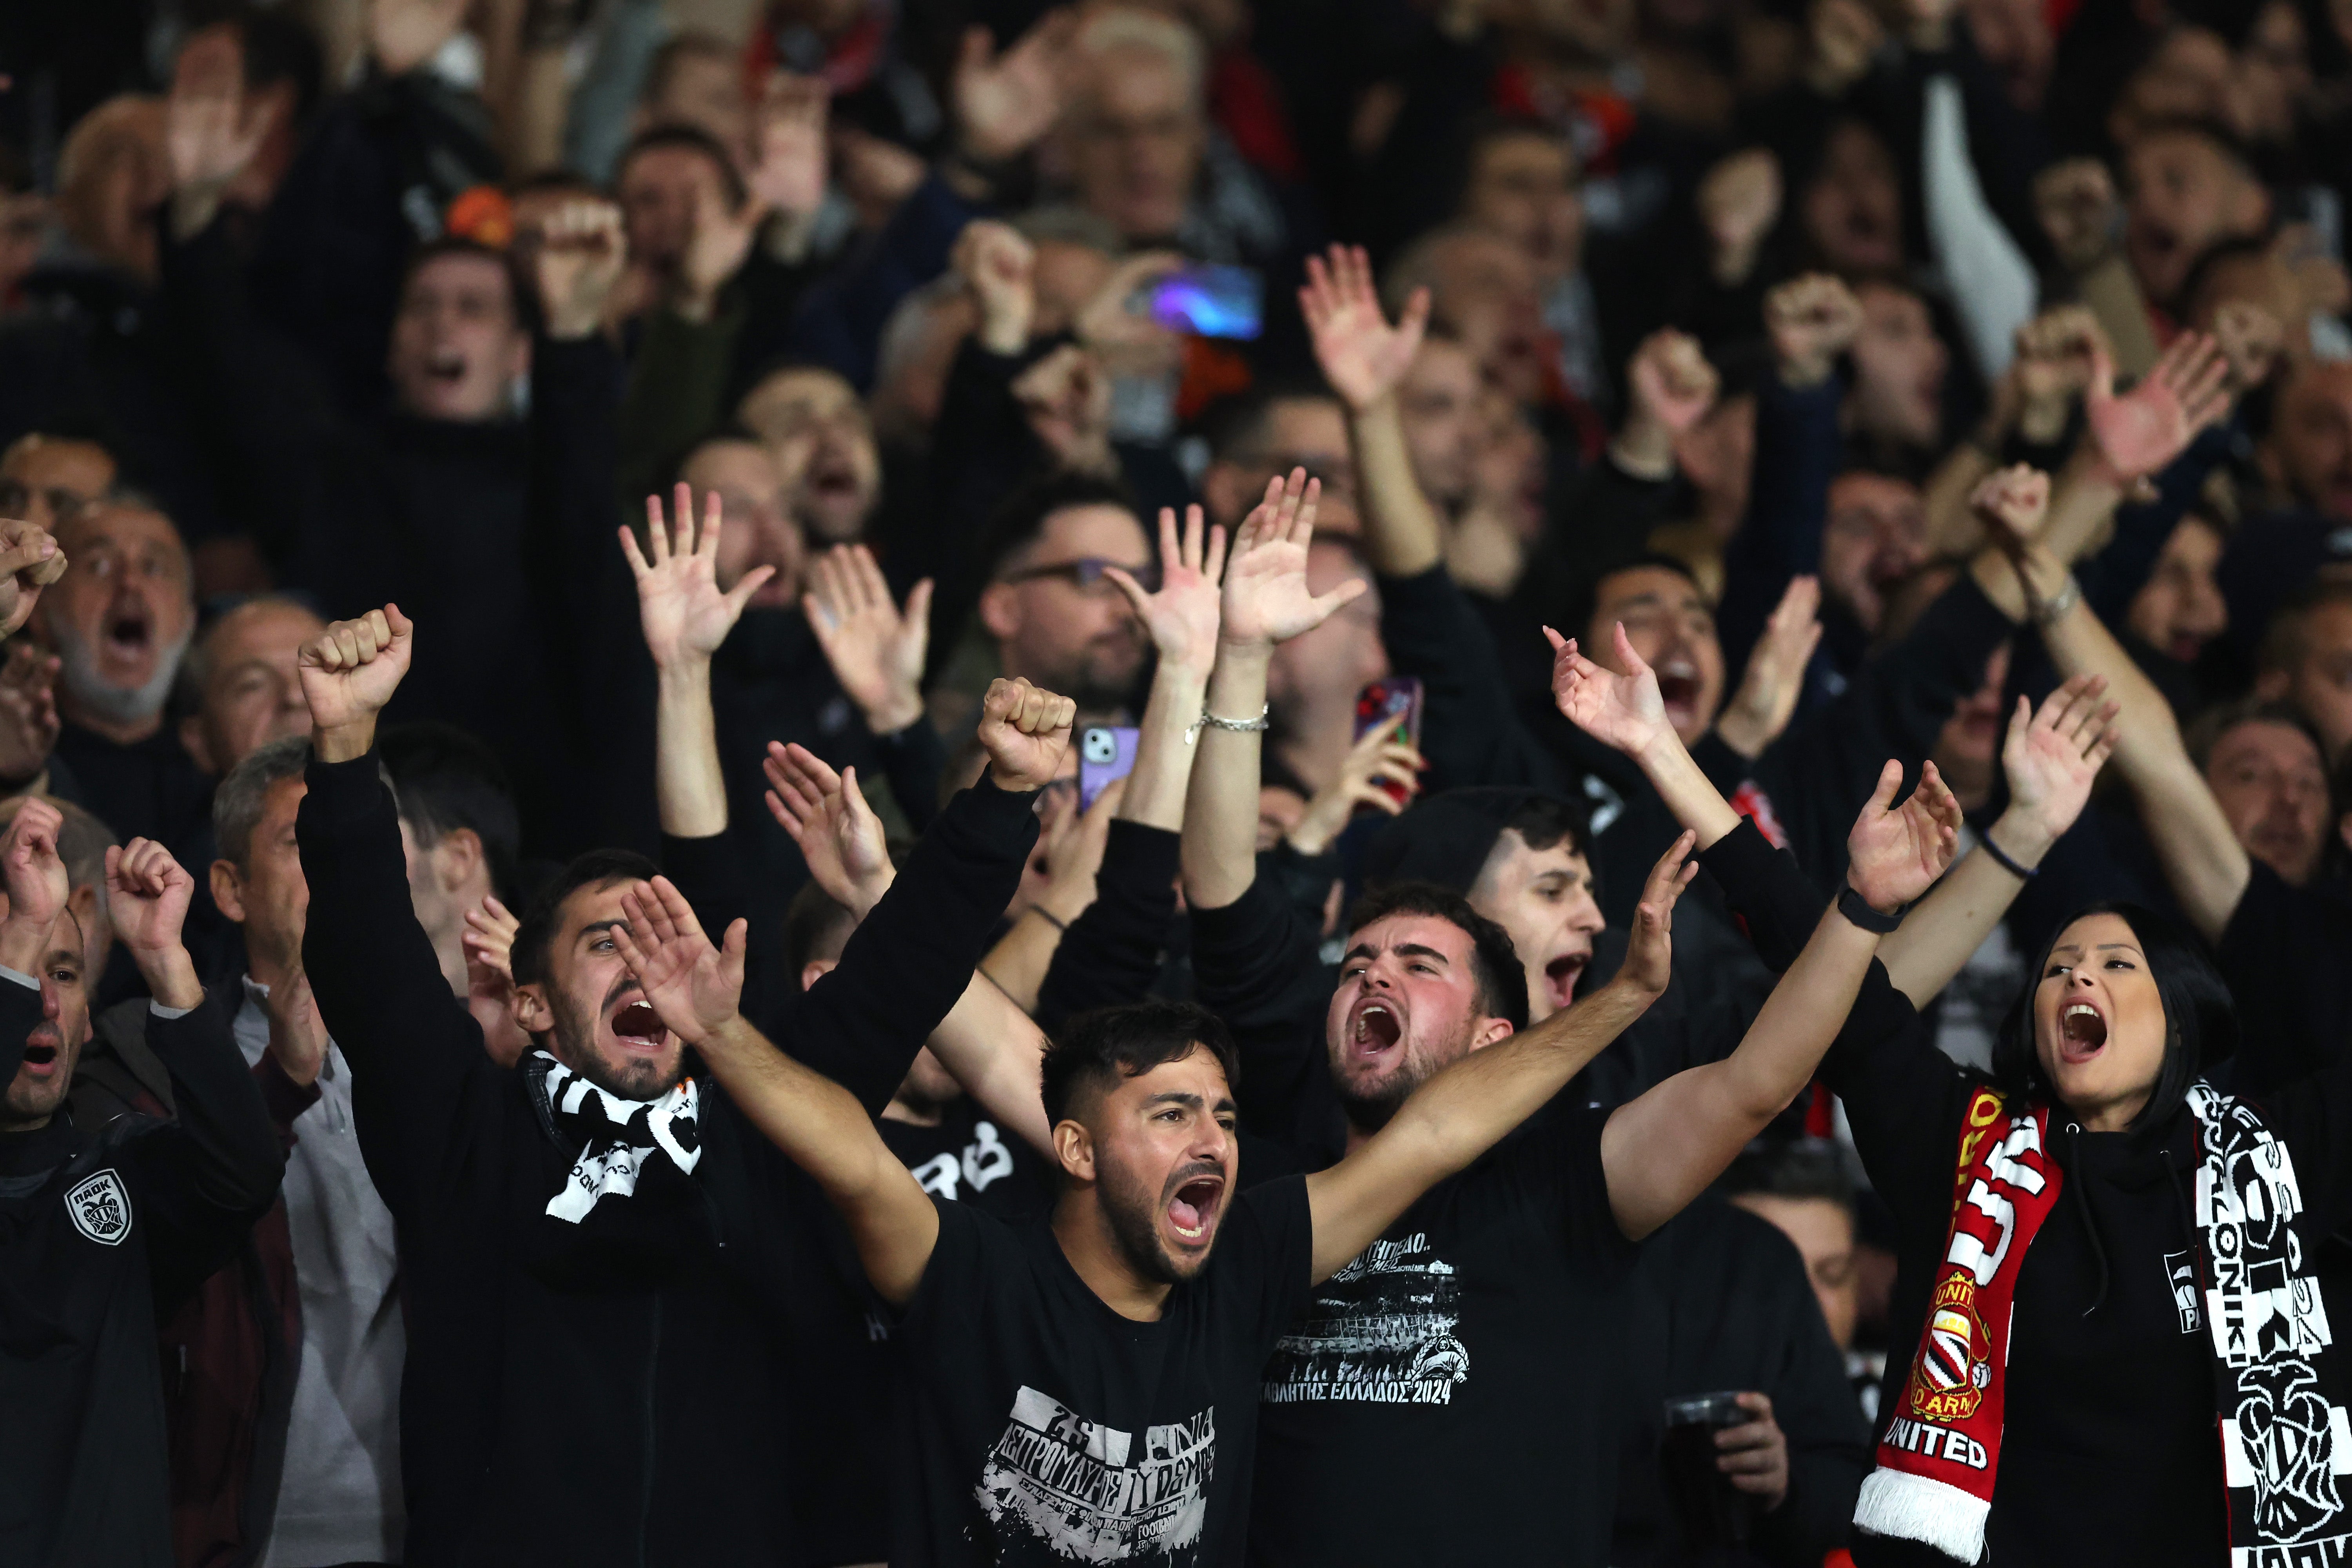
[1299,244,1430,414]
[1714,575,1823,760]
[804,545,930,736]
[764,742,896,919]
[2084,330,2232,496]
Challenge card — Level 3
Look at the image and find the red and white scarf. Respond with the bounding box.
[1857,1082,2351,1564]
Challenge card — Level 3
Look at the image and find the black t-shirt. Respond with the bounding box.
[1247,1098,1637,1566]
[880,1097,1053,1221]
[896,1175,1315,1567]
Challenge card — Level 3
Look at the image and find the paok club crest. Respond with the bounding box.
[64,1169,132,1245]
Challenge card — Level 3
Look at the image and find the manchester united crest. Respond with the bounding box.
[64,1170,131,1246]
[1911,1271,1993,1422]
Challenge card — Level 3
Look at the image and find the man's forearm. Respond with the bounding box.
[132,943,205,1013]
[1350,397,1443,578]
[1116,660,1210,832]
[699,1013,939,1304]
[1180,646,1270,910]
[314,717,377,765]
[924,974,1053,1155]
[655,660,728,839]
[2040,594,2246,937]
[1635,733,1744,848]
[1603,907,1877,1238]
[1392,977,1655,1165]
[1307,976,1656,1279]
[701,1014,904,1202]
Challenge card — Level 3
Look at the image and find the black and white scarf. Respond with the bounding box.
[1857,1081,2350,1561]
[529,1051,703,1223]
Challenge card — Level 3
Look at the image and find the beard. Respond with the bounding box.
[51,618,192,731]
[1096,1150,1210,1286]
[547,978,682,1102]
[1333,1020,1474,1135]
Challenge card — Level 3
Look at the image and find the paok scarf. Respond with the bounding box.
[1857,1082,2350,1564]
[529,1050,703,1223]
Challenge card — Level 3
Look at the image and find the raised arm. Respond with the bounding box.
[1104,502,1227,830]
[1600,757,1962,1240]
[114,834,285,1295]
[766,743,1053,1156]
[1979,472,2249,941]
[1545,621,1742,848]
[1301,246,1440,577]
[612,875,938,1306]
[629,484,778,840]
[1875,674,2118,1004]
[1303,838,1697,1281]
[1180,470,1364,911]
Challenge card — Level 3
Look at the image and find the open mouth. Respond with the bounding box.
[425,350,469,388]
[19,1039,55,1072]
[2059,1002,2107,1062]
[103,605,151,661]
[1544,954,1586,1011]
[1352,1001,1402,1059]
[1167,1172,1225,1243]
[611,1000,666,1051]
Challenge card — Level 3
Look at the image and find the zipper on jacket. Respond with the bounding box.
[638,1292,662,1568]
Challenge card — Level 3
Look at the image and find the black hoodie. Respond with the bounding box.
[295,748,1038,1566]
[0,978,282,1568]
[1695,822,2352,1567]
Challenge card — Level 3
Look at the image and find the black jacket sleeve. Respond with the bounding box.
[768,774,1040,1117]
[1035,820,1180,1035]
[126,992,286,1307]
[0,965,33,1082]
[1189,875,1339,1162]
[1375,564,1567,796]
[296,748,498,1222]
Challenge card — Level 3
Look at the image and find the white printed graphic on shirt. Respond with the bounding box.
[975,1385,1214,1563]
[1260,1231,1468,1406]
[907,1120,1016,1201]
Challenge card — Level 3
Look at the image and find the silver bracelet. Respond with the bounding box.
[1186,702,1270,746]
[2029,574,2082,628]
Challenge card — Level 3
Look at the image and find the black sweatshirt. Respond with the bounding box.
[1693,823,2352,1568]
[0,979,282,1568]
[296,748,1038,1567]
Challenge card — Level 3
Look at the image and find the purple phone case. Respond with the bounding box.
[1079,727,1142,811]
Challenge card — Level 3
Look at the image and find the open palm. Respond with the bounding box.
[612,878,746,1044]
[1109,504,1226,675]
[1299,244,1430,412]
[2002,676,2118,845]
[765,742,895,917]
[1846,760,1962,911]
[1545,623,1671,757]
[2086,332,2230,485]
[1220,471,1361,650]
[626,484,773,669]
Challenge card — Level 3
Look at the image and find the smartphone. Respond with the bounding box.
[1078,726,1141,811]
[1353,678,1424,807]
[1142,264,1264,340]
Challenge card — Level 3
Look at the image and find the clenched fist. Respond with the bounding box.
[976,677,1076,793]
[299,605,413,761]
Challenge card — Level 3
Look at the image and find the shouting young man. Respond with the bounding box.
[290,601,1074,1565]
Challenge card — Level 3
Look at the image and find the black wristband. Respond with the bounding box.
[1976,833,2038,881]
[1837,885,1904,934]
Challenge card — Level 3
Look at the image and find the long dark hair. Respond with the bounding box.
[1989,902,2237,1131]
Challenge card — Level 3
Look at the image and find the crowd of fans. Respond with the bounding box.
[4,0,2352,1563]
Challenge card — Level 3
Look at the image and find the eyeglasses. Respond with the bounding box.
[0,480,93,528]
[1002,558,1158,595]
